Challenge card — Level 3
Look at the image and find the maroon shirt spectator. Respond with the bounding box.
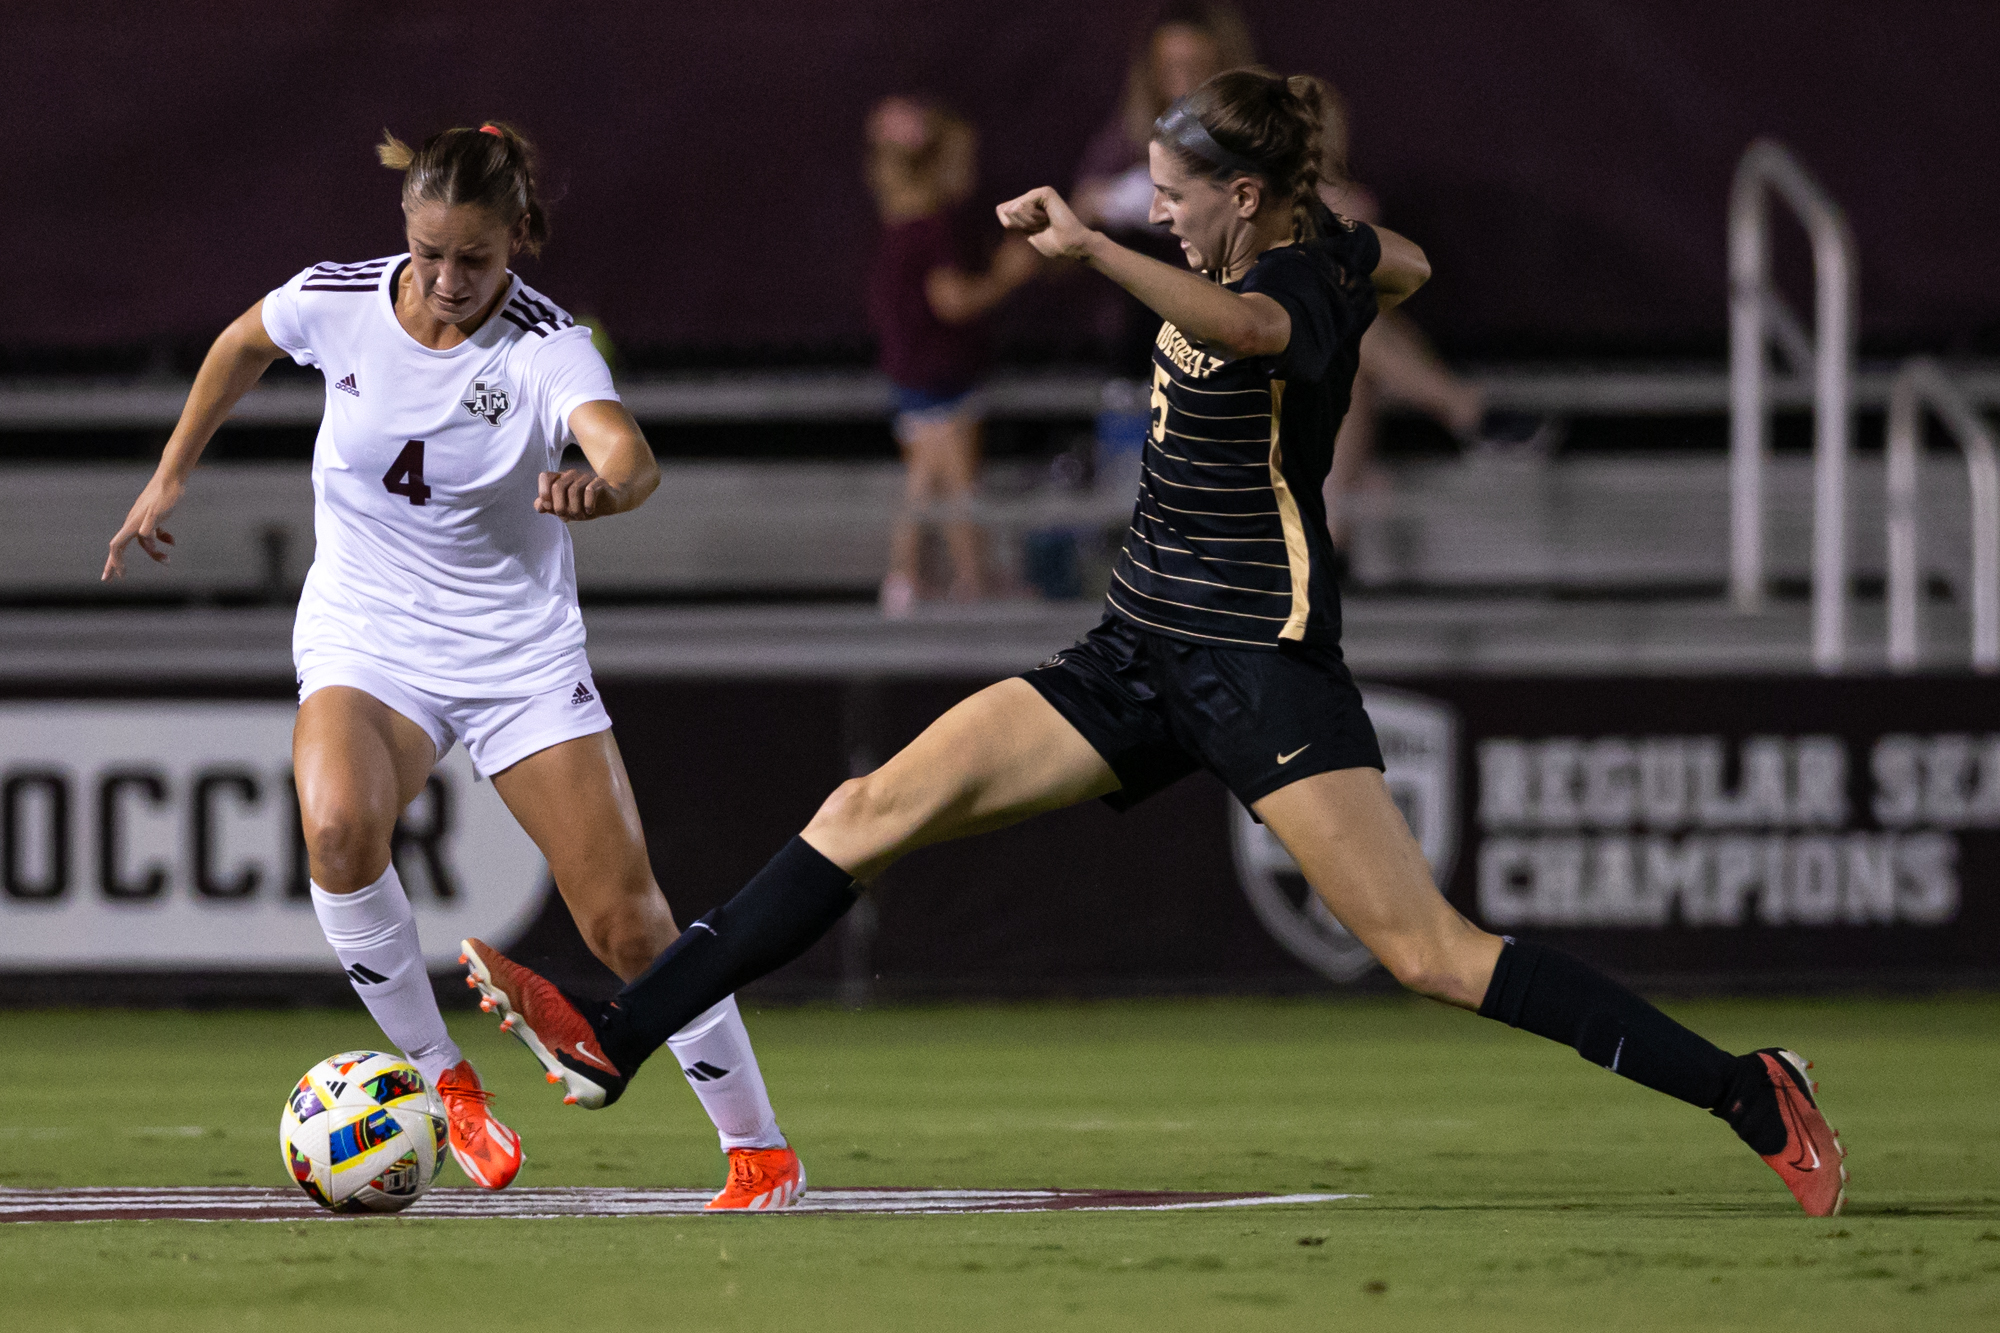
[863,96,1040,615]
[868,209,987,396]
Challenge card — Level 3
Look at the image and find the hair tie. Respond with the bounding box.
[1154,98,1265,181]
[479,124,503,137]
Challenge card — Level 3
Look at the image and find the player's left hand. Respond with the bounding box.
[536,468,620,521]
[996,187,1098,261]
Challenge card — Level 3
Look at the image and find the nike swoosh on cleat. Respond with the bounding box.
[1779,1089,1819,1171]
[571,1039,619,1075]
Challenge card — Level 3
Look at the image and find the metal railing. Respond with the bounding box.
[1728,139,1857,670]
[1886,358,2000,672]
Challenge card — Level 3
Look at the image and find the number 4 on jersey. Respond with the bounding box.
[381,440,432,506]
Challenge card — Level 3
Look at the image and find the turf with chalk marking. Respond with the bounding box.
[0,996,1995,1331]
[0,1185,1361,1222]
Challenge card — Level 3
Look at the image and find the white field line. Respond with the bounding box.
[0,1186,1365,1222]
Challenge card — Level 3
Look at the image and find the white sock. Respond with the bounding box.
[310,865,463,1086]
[665,995,786,1151]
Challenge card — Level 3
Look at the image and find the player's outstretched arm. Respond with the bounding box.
[102,301,285,579]
[536,401,660,522]
[1369,224,1431,313]
[997,185,1292,362]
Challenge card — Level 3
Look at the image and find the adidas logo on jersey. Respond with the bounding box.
[334,373,359,397]
[462,377,511,425]
[570,682,595,706]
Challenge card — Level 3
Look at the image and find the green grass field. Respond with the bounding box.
[2,995,1997,1331]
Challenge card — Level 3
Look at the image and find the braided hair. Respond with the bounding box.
[1152,68,1329,242]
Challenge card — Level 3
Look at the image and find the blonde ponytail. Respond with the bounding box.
[375,130,416,172]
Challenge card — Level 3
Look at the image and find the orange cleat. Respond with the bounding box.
[461,938,628,1109]
[1751,1049,1847,1216]
[434,1061,523,1190]
[705,1145,806,1211]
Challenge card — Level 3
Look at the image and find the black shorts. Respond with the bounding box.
[1021,614,1384,813]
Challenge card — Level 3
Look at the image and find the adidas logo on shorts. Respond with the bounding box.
[334,373,359,397]
[570,682,595,706]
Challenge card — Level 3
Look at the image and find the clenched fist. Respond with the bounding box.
[536,468,623,521]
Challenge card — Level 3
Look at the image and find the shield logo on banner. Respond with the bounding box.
[1230,685,1460,982]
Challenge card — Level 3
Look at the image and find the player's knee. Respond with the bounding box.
[570,883,675,980]
[809,775,901,842]
[1375,940,1438,996]
[301,799,394,883]
[1375,936,1462,1004]
[1377,932,1491,1008]
[576,907,658,980]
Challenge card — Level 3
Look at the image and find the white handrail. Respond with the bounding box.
[1886,357,2000,672]
[1728,139,1858,671]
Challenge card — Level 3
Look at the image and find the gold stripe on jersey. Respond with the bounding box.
[1117,558,1292,597]
[1152,448,1268,468]
[1264,379,1313,641]
[1158,379,1268,396]
[1132,506,1286,549]
[1111,568,1289,621]
[1165,428,1273,445]
[1103,598,1288,649]
[1126,526,1290,569]
[1142,466,1272,494]
[1168,407,1270,420]
[1149,497,1282,519]
[1182,533,1287,542]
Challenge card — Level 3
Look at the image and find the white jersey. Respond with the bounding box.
[262,256,619,698]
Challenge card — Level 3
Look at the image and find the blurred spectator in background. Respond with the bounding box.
[1071,8,1550,568]
[1072,1,1254,374]
[1309,77,1554,560]
[867,96,1040,618]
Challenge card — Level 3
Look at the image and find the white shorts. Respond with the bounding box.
[297,650,613,778]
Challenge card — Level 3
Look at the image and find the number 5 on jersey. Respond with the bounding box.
[382,440,432,506]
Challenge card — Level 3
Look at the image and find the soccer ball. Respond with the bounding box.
[279,1051,445,1213]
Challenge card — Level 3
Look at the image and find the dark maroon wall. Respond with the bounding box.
[7,1,1997,359]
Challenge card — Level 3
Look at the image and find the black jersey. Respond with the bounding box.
[1106,212,1379,650]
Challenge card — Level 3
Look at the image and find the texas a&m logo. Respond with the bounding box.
[461,378,511,426]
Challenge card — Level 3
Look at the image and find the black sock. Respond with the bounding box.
[1478,940,1739,1115]
[1714,1053,1795,1156]
[598,836,858,1073]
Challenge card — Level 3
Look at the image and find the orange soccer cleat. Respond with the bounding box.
[705,1145,806,1211]
[435,1060,523,1190]
[461,938,629,1109]
[1748,1049,1847,1217]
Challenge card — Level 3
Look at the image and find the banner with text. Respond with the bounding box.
[0,703,545,971]
[2,677,1992,989]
